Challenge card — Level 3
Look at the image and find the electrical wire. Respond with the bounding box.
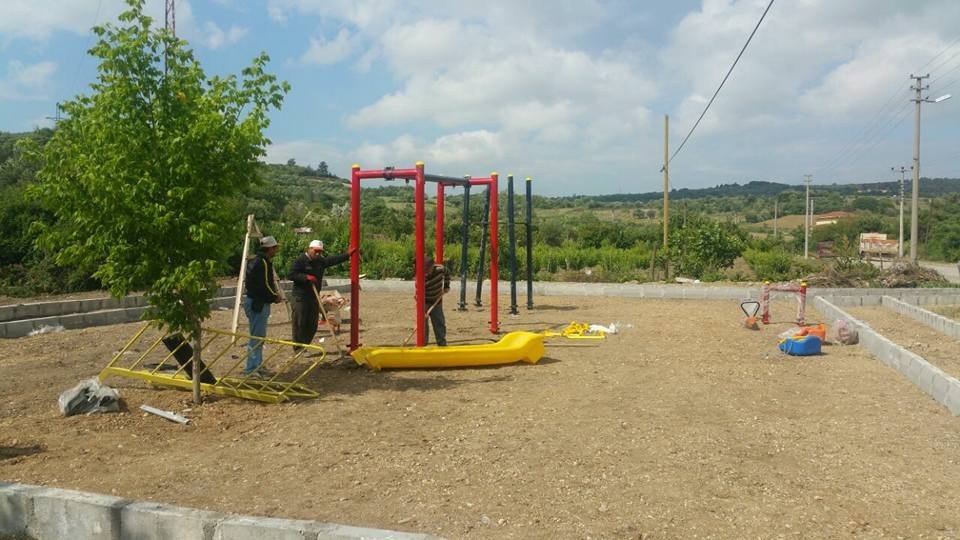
[663,0,774,170]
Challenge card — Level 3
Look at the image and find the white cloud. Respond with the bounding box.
[0,0,128,40]
[0,60,57,100]
[299,29,354,65]
[271,0,960,192]
[202,22,248,49]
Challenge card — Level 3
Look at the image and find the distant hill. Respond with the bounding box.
[583,178,960,203]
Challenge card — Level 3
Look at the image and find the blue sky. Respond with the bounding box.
[2,0,959,195]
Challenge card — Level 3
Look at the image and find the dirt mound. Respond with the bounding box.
[878,261,949,288]
[805,260,949,288]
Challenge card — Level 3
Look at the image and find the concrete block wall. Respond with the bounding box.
[0,482,439,540]
[881,295,960,340]
[815,296,960,416]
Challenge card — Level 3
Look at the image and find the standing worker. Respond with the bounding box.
[288,239,352,351]
[423,257,451,346]
[243,235,281,377]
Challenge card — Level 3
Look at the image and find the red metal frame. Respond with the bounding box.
[468,173,500,335]
[349,164,499,351]
[760,281,807,325]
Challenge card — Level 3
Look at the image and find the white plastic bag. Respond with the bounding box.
[58,378,121,416]
[830,318,859,345]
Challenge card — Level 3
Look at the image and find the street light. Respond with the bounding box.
[909,72,951,262]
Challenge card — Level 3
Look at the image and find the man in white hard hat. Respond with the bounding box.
[287,239,353,350]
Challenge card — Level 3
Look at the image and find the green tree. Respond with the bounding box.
[27,0,288,398]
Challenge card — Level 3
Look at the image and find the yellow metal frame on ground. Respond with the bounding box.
[98,323,329,403]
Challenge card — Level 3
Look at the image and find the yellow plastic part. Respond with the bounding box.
[99,323,330,404]
[542,321,607,340]
[350,331,545,371]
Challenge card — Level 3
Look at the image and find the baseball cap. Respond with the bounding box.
[260,236,278,248]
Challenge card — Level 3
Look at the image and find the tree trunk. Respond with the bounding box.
[192,325,202,404]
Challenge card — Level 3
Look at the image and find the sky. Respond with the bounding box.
[1,0,959,196]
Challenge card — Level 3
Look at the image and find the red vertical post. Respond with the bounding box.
[436,182,445,264]
[350,164,361,351]
[489,172,500,334]
[799,281,807,325]
[415,162,427,346]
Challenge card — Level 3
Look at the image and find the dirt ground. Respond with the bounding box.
[847,305,960,383]
[930,304,960,321]
[2,292,960,538]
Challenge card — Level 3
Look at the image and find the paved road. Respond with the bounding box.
[920,260,960,284]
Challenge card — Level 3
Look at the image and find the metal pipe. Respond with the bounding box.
[489,173,500,334]
[436,181,445,264]
[507,175,518,315]
[350,165,361,350]
[414,162,426,346]
[458,181,471,311]
[475,186,491,307]
[525,177,533,310]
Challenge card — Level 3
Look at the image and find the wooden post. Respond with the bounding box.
[192,327,202,404]
[663,114,670,280]
[231,214,255,339]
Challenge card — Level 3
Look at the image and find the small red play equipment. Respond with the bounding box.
[760,281,807,325]
[348,163,500,350]
[740,300,760,330]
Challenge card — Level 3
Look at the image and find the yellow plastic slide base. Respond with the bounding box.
[350,331,546,371]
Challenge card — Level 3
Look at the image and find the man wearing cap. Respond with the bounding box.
[288,239,352,350]
[244,235,281,377]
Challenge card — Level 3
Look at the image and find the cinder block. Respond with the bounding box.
[916,364,937,394]
[28,487,127,540]
[930,374,955,404]
[315,523,441,540]
[214,516,321,540]
[944,384,960,416]
[0,482,36,534]
[121,501,223,540]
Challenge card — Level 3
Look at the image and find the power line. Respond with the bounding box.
[663,0,774,169]
[816,35,960,179]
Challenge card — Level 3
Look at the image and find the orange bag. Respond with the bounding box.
[794,323,827,342]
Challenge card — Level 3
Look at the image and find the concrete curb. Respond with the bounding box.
[0,297,236,339]
[880,295,960,340]
[0,482,440,540]
[814,296,960,415]
[4,280,960,339]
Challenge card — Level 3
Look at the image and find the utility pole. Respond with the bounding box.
[773,197,778,239]
[803,174,812,258]
[165,0,176,36]
[892,166,911,258]
[910,74,928,263]
[662,114,670,279]
[45,102,62,125]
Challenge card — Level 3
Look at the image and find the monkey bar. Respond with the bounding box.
[349,163,499,350]
[98,324,327,403]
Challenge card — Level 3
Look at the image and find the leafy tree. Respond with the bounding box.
[318,160,330,176]
[27,1,288,364]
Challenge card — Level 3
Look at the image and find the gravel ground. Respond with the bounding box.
[2,292,959,538]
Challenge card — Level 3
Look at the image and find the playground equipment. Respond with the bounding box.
[350,331,545,371]
[741,300,761,330]
[349,163,501,349]
[99,323,327,403]
[464,174,534,314]
[760,281,807,325]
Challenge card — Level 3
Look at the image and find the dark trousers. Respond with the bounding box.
[291,295,320,348]
[424,300,447,346]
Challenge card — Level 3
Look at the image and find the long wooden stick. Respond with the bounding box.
[231,214,255,340]
[402,296,442,347]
